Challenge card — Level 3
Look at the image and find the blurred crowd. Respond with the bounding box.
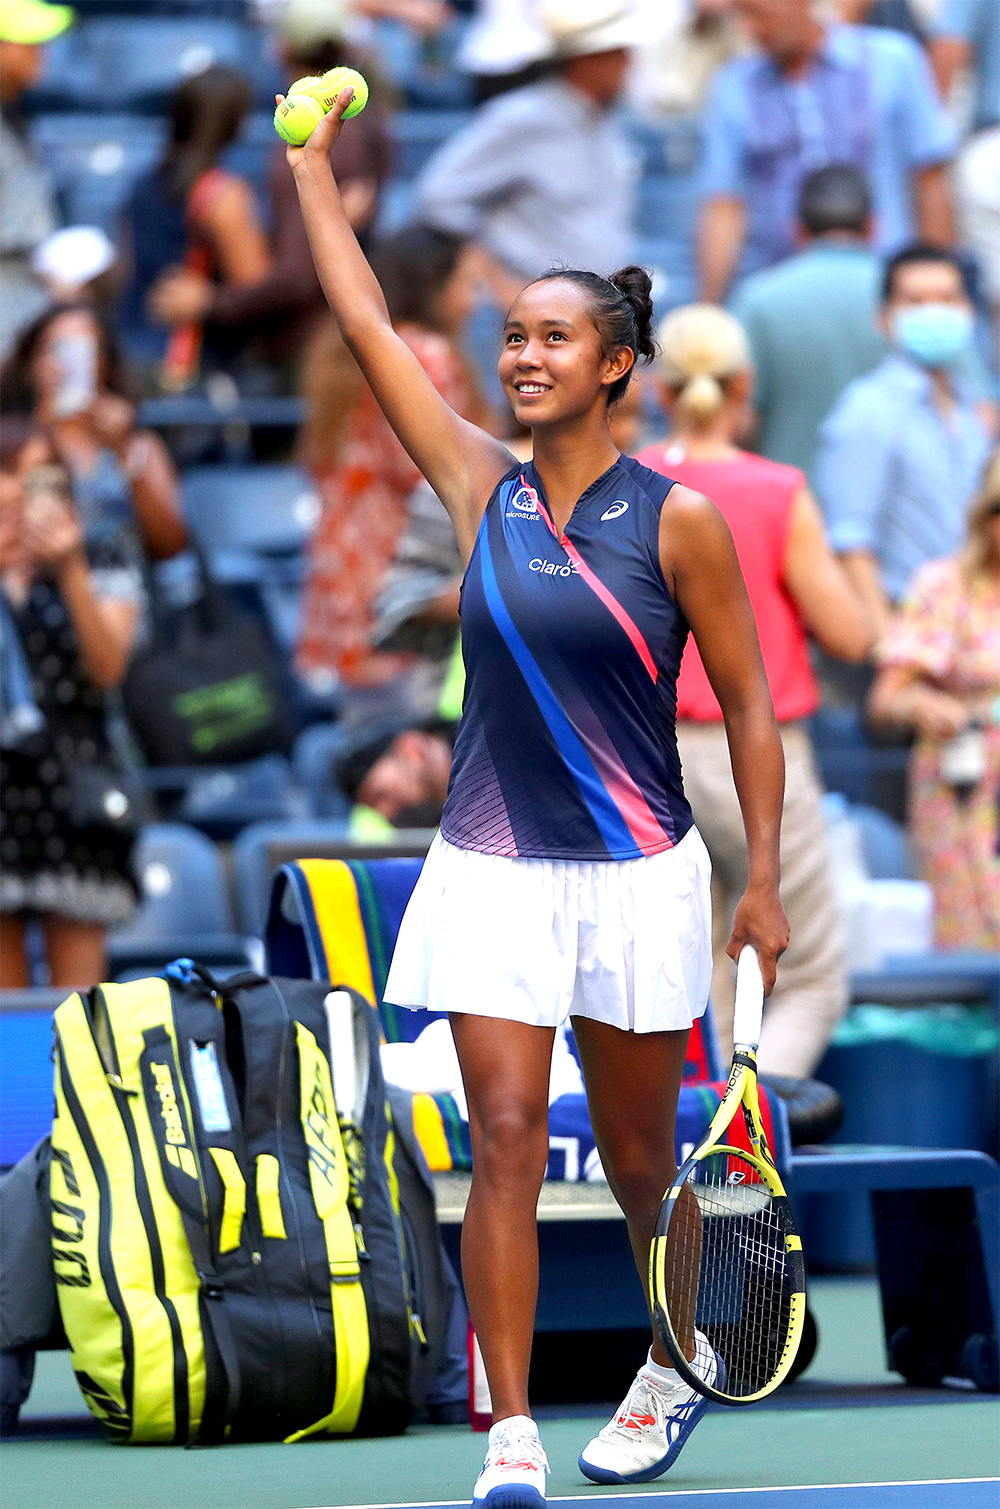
[0,0,997,1070]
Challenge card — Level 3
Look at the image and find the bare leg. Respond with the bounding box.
[573,1017,692,1366]
[449,1013,554,1422]
[0,914,28,988]
[43,917,106,988]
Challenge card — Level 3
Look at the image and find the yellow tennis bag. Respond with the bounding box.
[50,965,412,1444]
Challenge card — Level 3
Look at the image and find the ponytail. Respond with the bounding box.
[656,303,751,428]
[677,373,725,420]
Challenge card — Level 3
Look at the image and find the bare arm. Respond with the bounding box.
[117,432,186,559]
[22,501,138,690]
[782,486,875,662]
[288,95,513,559]
[929,35,972,99]
[662,486,789,991]
[838,547,894,641]
[199,176,272,286]
[697,195,746,305]
[914,161,957,247]
[868,661,970,740]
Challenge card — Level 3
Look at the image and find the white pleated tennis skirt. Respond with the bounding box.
[383,827,713,1034]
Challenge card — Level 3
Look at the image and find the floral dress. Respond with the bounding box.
[296,326,479,690]
[877,556,1000,950]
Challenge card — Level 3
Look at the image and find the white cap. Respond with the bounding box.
[31,225,115,291]
[541,0,643,58]
[277,0,349,49]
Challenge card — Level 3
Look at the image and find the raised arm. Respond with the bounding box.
[661,486,789,992]
[287,92,514,560]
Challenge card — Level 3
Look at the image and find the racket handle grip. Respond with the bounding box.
[732,945,764,1051]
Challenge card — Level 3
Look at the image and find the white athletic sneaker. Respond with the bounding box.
[578,1335,722,1485]
[472,1414,549,1508]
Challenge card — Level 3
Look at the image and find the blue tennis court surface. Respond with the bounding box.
[322,1485,997,1509]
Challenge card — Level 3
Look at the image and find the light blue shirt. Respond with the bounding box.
[816,355,991,602]
[700,23,957,275]
[933,0,999,132]
[731,241,886,485]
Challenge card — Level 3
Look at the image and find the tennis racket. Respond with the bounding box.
[649,945,807,1404]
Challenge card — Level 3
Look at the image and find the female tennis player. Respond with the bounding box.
[288,88,789,1505]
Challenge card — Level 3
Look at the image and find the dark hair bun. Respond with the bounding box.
[609,266,655,359]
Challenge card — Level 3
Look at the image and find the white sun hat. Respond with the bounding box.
[541,0,644,58]
[31,225,115,293]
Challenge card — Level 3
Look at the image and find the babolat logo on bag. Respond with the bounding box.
[140,1028,204,1218]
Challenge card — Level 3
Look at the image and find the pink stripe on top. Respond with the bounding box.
[527,477,659,683]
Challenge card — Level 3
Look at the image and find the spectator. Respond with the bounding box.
[0,428,142,987]
[120,64,270,388]
[456,0,551,102]
[0,0,74,355]
[732,165,885,486]
[637,303,873,1074]
[629,0,744,119]
[415,0,641,302]
[930,0,998,138]
[869,452,999,951]
[816,244,993,639]
[334,717,456,837]
[296,226,484,711]
[1,304,186,563]
[149,0,392,385]
[371,478,464,718]
[931,0,1000,340]
[31,225,118,312]
[697,0,957,302]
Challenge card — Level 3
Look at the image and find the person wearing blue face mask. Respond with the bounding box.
[816,244,994,640]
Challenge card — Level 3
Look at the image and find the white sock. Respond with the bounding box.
[642,1348,682,1388]
[489,1413,537,1440]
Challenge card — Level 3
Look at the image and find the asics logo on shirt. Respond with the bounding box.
[601,499,629,522]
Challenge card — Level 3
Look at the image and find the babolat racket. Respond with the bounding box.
[649,946,806,1404]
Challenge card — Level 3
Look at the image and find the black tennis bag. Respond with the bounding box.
[50,966,412,1443]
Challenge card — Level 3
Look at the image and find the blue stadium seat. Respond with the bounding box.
[82,17,251,109]
[30,113,165,230]
[113,821,235,938]
[105,820,262,985]
[181,464,319,558]
[390,109,472,180]
[847,802,914,880]
[291,722,352,820]
[174,754,309,842]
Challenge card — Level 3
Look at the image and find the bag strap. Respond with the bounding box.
[284,1021,370,1440]
[136,1022,243,1444]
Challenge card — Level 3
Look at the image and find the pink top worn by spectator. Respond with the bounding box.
[634,446,819,723]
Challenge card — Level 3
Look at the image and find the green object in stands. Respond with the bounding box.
[437,637,465,722]
[834,1002,999,1056]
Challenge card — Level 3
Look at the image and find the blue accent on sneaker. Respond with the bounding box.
[577,1352,726,1486]
[472,1488,546,1509]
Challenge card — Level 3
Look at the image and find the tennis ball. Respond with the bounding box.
[315,66,369,118]
[287,74,323,96]
[273,92,325,146]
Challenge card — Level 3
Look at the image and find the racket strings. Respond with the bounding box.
[665,1151,794,1399]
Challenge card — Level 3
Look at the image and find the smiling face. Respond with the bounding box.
[498,279,634,431]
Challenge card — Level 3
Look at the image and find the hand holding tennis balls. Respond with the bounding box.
[273,68,368,146]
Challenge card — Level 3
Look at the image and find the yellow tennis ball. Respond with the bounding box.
[273,91,325,145]
[287,74,323,96]
[315,66,369,119]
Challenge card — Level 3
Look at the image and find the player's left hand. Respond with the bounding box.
[727,883,789,996]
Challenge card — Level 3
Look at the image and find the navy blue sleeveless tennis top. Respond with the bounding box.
[440,456,694,861]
